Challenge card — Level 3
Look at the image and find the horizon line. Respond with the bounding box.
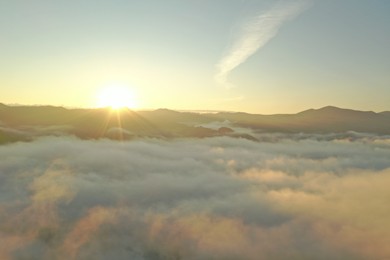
[1,102,389,116]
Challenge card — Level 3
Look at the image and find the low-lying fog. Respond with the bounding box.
[1,133,390,259]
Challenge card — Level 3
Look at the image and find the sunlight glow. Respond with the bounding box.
[96,85,138,110]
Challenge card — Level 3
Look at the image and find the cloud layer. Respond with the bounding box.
[1,134,390,259]
[215,0,310,88]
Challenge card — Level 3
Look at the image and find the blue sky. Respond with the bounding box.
[0,0,389,113]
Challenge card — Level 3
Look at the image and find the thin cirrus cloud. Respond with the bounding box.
[215,0,311,88]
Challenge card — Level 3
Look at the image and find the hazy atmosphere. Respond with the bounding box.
[1,1,390,259]
[1,0,389,113]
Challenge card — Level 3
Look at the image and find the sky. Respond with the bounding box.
[0,0,389,114]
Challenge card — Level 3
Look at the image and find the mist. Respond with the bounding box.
[1,134,390,259]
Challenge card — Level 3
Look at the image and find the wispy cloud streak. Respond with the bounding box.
[215,1,311,88]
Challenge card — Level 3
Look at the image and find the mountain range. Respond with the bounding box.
[1,103,389,144]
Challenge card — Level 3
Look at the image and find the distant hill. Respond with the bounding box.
[0,104,389,144]
[212,106,390,134]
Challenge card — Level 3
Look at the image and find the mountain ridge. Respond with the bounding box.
[1,103,389,116]
[0,104,389,144]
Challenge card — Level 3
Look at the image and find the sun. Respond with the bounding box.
[96,85,138,110]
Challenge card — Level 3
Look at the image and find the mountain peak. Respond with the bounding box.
[318,105,342,111]
[299,106,376,116]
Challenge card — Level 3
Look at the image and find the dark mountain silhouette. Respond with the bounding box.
[289,106,389,133]
[0,103,389,144]
[216,106,390,134]
[380,111,390,117]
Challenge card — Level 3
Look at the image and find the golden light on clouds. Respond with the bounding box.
[96,85,138,110]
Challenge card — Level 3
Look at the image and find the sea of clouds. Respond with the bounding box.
[1,134,390,259]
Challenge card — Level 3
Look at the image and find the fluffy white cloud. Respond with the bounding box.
[0,135,390,259]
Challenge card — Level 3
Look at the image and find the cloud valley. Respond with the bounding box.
[1,134,390,259]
